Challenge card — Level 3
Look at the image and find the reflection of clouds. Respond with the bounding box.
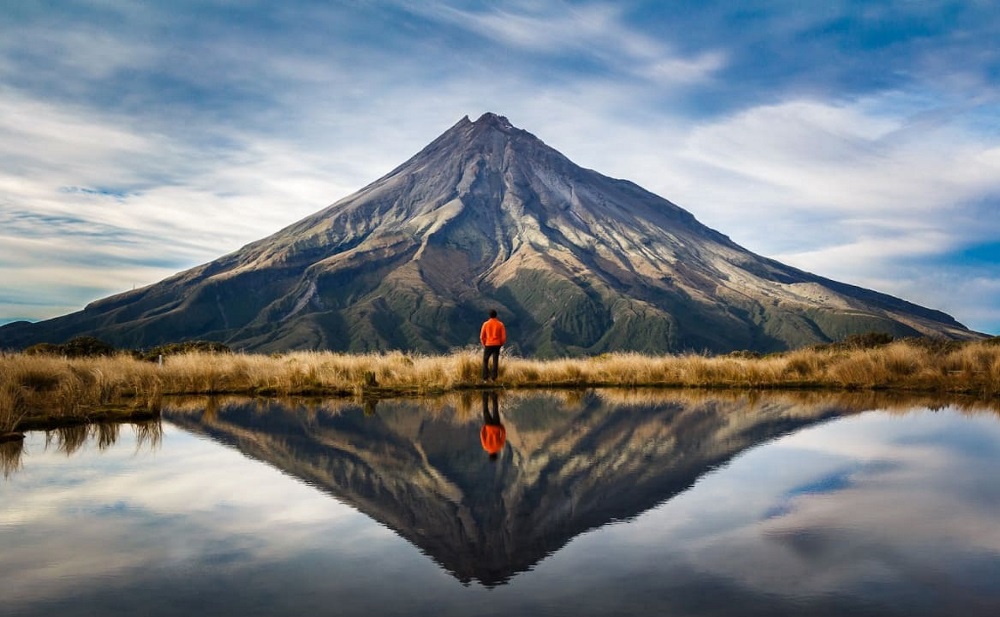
[7,425,361,524]
[517,406,1000,612]
[645,408,1000,600]
[0,424,398,606]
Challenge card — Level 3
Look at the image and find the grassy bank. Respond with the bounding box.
[2,337,999,435]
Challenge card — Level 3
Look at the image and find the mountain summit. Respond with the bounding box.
[0,113,983,354]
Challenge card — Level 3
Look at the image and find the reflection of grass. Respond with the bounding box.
[38,420,163,455]
[2,339,1000,432]
[1,438,23,478]
[1,420,162,478]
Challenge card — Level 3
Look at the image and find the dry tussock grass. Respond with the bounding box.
[3,338,999,432]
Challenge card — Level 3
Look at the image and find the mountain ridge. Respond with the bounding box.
[0,112,984,354]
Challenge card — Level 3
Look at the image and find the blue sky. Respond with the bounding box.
[1,0,998,334]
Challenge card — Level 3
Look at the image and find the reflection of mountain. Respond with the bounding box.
[165,391,854,586]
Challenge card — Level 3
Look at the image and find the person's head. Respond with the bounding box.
[489,309,498,318]
[489,452,499,462]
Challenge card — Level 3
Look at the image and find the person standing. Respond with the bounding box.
[480,309,506,381]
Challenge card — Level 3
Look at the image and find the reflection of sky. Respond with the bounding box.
[2,406,1000,616]
[529,408,1000,614]
[0,425,417,614]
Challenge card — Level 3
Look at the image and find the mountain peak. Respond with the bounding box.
[474,112,514,130]
[413,112,529,161]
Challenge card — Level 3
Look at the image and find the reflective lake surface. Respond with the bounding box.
[3,390,1000,616]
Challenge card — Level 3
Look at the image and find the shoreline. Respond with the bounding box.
[3,337,999,434]
[4,379,999,436]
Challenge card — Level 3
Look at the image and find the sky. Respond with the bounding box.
[1,0,998,335]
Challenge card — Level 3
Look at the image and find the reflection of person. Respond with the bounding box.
[480,391,505,461]
[480,309,507,381]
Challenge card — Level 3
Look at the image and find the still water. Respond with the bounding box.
[2,390,1000,616]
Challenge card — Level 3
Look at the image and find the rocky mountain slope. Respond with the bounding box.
[0,113,982,354]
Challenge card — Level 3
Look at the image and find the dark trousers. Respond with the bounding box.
[482,345,501,380]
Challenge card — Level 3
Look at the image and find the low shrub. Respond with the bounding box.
[137,341,231,362]
[23,336,116,358]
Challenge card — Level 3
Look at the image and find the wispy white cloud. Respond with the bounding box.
[0,89,353,319]
[0,11,158,86]
[682,98,1000,215]
[428,3,646,54]
[655,96,1000,326]
[413,1,726,86]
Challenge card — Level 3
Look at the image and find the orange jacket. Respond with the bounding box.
[480,317,507,347]
[480,424,506,455]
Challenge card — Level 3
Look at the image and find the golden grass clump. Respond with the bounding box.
[3,337,1000,433]
[1,382,26,434]
[1,353,162,432]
